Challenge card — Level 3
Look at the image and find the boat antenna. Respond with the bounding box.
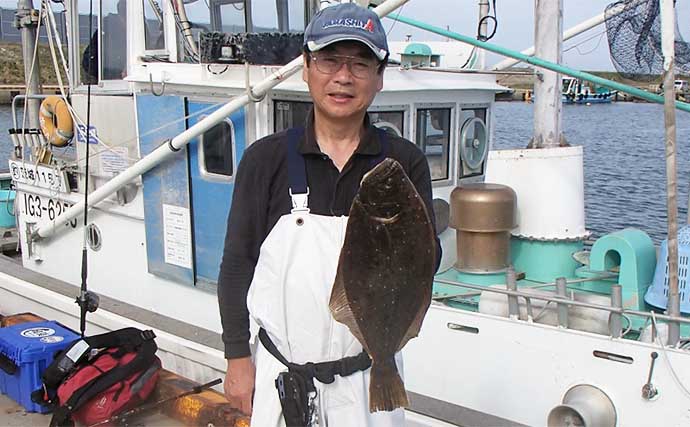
[76,0,99,338]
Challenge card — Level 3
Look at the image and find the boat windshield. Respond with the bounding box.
[179,0,305,61]
[183,0,305,34]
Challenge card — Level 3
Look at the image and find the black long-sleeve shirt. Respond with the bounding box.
[217,113,441,359]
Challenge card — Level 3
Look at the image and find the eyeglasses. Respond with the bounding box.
[310,54,380,79]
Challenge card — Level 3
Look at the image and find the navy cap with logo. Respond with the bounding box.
[304,3,389,61]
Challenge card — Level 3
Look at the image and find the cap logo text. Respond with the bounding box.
[322,17,375,33]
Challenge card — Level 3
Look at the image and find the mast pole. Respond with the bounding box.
[16,0,42,128]
[477,0,489,69]
[531,0,563,148]
[661,0,680,346]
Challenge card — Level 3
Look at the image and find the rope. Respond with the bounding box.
[386,2,405,36]
[564,29,608,55]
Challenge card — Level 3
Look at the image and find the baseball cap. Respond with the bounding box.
[303,3,389,61]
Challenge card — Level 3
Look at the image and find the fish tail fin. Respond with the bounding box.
[368,357,408,412]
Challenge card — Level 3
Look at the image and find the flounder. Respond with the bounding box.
[329,158,436,412]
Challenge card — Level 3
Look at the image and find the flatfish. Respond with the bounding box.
[329,158,436,412]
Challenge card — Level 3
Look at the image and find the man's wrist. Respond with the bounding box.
[224,341,251,360]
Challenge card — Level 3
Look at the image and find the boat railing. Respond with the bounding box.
[434,273,690,342]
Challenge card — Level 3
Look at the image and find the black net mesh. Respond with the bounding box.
[605,0,690,81]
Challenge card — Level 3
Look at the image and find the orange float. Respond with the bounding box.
[39,95,74,147]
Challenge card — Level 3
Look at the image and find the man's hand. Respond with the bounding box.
[224,357,256,416]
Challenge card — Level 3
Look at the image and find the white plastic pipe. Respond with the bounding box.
[33,0,411,240]
[493,0,645,71]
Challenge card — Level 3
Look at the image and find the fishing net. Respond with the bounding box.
[605,0,690,81]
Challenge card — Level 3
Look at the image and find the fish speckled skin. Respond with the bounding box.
[329,158,436,412]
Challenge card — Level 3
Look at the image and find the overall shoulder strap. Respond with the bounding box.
[286,127,309,212]
[369,128,390,168]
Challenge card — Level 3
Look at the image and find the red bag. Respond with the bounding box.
[56,348,161,425]
[40,328,160,427]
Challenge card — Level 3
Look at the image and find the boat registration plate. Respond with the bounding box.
[19,193,77,228]
[8,160,70,193]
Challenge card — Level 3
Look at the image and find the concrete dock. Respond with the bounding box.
[0,393,184,426]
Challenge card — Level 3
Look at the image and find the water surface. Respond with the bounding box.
[493,102,690,243]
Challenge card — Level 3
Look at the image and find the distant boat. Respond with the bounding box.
[562,77,616,104]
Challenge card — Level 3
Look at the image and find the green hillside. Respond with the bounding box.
[0,42,62,85]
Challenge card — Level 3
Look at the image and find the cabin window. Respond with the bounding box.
[370,111,404,138]
[143,0,165,51]
[81,1,128,82]
[179,0,246,61]
[460,108,487,128]
[458,108,488,177]
[250,0,304,32]
[416,108,452,181]
[200,120,234,180]
[100,0,127,80]
[81,4,99,84]
[181,0,246,35]
[218,1,247,32]
[274,100,312,132]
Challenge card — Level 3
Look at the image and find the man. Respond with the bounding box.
[217,3,440,425]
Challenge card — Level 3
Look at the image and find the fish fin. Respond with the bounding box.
[398,289,431,351]
[369,357,408,412]
[329,274,367,347]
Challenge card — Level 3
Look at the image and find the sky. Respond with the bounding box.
[1,0,688,71]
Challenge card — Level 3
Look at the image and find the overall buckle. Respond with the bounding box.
[289,188,310,213]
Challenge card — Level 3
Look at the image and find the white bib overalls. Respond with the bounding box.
[247,128,404,427]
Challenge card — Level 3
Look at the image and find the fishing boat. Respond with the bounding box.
[562,77,616,104]
[1,0,690,426]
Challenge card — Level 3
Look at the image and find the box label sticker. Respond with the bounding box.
[20,327,55,338]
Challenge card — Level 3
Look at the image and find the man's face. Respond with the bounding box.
[303,41,384,123]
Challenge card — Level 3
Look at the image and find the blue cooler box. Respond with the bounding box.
[0,320,80,413]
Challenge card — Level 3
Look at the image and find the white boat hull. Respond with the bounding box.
[404,303,690,426]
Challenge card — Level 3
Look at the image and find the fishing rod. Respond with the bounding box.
[86,378,222,427]
[76,0,99,337]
